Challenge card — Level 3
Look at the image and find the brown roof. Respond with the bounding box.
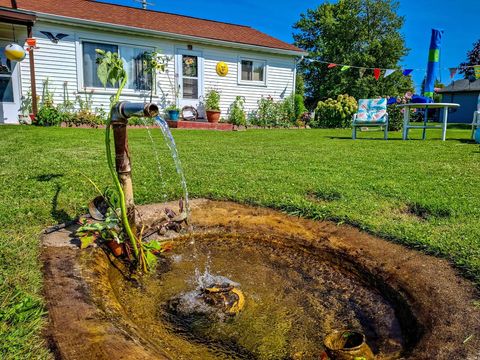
[0,0,303,53]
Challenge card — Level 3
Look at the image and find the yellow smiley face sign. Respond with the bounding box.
[216,61,229,77]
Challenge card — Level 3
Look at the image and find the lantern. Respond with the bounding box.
[4,43,26,62]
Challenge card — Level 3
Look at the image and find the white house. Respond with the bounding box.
[0,0,305,124]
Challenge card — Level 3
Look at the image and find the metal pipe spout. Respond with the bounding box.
[111,101,159,124]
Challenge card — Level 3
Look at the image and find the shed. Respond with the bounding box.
[437,79,480,123]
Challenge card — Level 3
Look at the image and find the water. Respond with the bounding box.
[154,116,190,215]
[139,118,168,203]
[111,233,405,360]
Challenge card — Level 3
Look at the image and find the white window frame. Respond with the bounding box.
[76,37,155,95]
[237,57,267,86]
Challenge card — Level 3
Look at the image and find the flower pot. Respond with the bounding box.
[168,110,179,121]
[29,113,35,122]
[206,110,221,123]
[26,38,36,48]
[324,330,374,360]
[106,240,124,257]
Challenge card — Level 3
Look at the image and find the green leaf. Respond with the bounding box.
[144,240,162,251]
[80,235,96,249]
[95,49,105,55]
[97,61,108,88]
[145,251,158,269]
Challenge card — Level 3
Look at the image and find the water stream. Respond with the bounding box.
[154,116,190,214]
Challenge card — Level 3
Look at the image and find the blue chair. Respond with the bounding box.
[352,98,389,140]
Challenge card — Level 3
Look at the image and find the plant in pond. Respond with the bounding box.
[96,49,160,271]
[228,96,246,126]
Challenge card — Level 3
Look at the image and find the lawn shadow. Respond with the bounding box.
[34,173,64,182]
[327,136,403,141]
[51,183,74,224]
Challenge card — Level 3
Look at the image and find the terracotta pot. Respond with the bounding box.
[26,38,36,47]
[206,110,221,123]
[106,241,124,257]
[29,113,35,122]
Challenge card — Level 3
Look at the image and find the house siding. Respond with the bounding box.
[17,20,296,121]
[441,92,479,123]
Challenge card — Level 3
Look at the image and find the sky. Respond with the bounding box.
[101,0,480,92]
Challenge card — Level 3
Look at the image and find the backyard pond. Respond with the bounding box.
[42,200,480,360]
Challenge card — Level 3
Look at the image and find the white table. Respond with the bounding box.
[397,103,460,141]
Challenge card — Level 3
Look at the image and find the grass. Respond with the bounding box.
[0,125,479,358]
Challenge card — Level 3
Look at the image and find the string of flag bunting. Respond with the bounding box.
[302,58,480,80]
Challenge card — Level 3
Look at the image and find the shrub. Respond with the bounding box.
[205,89,220,111]
[128,116,156,126]
[250,96,297,128]
[35,105,66,126]
[312,94,357,128]
[294,94,306,120]
[228,96,246,126]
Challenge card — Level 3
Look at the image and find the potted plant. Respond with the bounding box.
[205,89,221,123]
[166,104,180,121]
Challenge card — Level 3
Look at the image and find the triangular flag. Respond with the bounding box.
[340,65,350,71]
[449,67,457,79]
[373,68,381,80]
[402,69,413,76]
[384,69,395,78]
[474,65,480,79]
[327,63,337,68]
[359,68,366,78]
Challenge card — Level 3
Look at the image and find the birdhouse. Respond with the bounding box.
[4,43,26,62]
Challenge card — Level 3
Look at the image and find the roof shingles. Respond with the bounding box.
[0,0,303,53]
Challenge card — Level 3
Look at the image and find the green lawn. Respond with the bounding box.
[0,125,479,359]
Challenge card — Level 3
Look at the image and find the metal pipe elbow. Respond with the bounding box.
[110,102,159,124]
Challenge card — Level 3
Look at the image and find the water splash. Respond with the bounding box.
[154,116,190,215]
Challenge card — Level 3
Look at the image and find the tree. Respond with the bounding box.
[293,0,413,102]
[459,39,480,79]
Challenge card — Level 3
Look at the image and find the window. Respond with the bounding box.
[82,41,152,91]
[181,55,198,99]
[240,59,266,83]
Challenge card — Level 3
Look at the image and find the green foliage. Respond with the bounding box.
[295,72,305,97]
[128,116,156,126]
[205,89,221,111]
[250,96,296,128]
[95,49,127,89]
[294,0,413,101]
[459,39,480,79]
[35,104,66,126]
[19,91,32,116]
[312,94,357,128]
[294,94,307,120]
[142,50,170,102]
[228,96,247,126]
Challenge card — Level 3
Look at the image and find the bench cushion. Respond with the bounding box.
[354,98,387,124]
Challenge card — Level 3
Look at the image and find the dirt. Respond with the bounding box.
[41,199,480,360]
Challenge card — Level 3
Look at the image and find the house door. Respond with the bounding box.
[0,43,21,124]
[176,49,204,118]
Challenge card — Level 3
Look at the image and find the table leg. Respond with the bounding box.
[442,106,448,141]
[422,107,428,140]
[402,107,409,140]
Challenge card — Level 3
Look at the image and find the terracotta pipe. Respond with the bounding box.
[110,102,159,230]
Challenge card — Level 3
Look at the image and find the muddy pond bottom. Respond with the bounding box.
[111,233,405,360]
